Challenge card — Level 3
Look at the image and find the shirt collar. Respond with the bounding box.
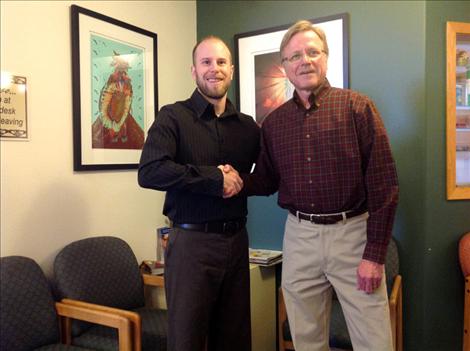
[190,89,239,119]
[292,79,331,111]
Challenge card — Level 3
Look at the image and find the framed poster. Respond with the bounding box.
[71,5,157,171]
[234,13,349,125]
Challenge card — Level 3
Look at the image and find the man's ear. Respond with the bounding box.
[191,65,196,80]
[230,64,234,80]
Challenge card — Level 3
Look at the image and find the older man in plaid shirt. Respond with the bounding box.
[223,20,398,351]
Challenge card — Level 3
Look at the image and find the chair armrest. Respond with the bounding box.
[56,302,132,351]
[388,275,403,351]
[389,274,402,307]
[60,298,141,351]
[142,273,165,287]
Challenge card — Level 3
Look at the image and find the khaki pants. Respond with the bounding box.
[282,213,393,351]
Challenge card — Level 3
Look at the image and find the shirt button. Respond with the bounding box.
[310,203,315,207]
[307,157,311,162]
[305,113,310,117]
[306,134,310,138]
[309,180,312,184]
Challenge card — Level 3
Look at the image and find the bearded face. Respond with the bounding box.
[191,39,234,101]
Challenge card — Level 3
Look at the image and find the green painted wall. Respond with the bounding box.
[423,2,470,350]
[197,1,470,349]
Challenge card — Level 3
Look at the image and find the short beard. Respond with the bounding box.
[200,89,226,100]
[196,77,230,100]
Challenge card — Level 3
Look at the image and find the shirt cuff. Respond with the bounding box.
[362,241,388,265]
[200,166,224,197]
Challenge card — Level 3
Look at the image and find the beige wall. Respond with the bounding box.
[0,0,196,276]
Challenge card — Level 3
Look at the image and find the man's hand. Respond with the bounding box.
[161,234,169,250]
[218,164,243,198]
[356,259,384,294]
[219,164,235,174]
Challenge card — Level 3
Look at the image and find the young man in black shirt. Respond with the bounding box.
[138,36,259,351]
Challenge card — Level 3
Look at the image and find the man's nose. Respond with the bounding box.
[209,62,220,71]
[300,52,313,63]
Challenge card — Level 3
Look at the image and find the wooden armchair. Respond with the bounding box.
[0,255,133,351]
[54,236,167,351]
[278,237,403,351]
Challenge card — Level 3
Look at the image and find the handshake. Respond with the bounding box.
[218,164,243,198]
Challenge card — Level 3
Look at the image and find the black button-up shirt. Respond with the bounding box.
[139,89,260,224]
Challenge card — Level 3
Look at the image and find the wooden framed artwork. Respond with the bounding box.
[446,21,470,200]
[234,13,349,125]
[71,5,157,171]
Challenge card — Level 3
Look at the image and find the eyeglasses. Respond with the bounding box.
[281,48,326,64]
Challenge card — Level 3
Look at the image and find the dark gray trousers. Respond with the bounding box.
[165,227,251,351]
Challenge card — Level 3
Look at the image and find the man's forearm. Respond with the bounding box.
[240,172,278,197]
[138,161,223,197]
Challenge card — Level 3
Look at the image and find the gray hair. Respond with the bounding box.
[280,20,329,57]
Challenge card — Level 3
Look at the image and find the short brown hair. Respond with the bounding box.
[280,20,329,57]
[192,35,232,65]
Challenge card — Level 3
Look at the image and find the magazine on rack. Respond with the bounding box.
[249,248,282,265]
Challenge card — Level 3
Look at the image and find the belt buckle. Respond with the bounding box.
[309,213,322,223]
[310,213,338,225]
[222,221,230,233]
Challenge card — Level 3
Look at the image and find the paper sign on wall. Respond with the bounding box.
[1,73,28,140]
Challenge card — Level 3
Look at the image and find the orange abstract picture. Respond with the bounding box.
[254,52,294,125]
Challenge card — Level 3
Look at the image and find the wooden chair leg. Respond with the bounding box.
[58,315,72,345]
[278,288,287,351]
[464,277,470,351]
[397,280,403,351]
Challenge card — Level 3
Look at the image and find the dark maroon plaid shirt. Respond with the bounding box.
[242,81,399,264]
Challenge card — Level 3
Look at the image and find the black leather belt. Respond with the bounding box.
[173,218,247,234]
[289,208,367,225]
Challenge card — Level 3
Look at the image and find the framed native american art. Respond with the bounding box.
[234,13,349,125]
[71,5,157,171]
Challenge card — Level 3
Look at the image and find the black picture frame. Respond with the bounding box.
[71,5,158,171]
[234,13,349,124]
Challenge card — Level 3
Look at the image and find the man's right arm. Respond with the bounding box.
[234,127,280,197]
[138,108,227,197]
